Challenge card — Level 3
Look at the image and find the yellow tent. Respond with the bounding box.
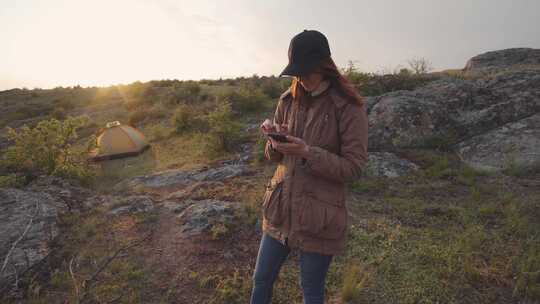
[90,121,150,161]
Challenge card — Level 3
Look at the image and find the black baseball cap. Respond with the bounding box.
[279,29,331,77]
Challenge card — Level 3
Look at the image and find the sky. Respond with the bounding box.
[1,0,539,90]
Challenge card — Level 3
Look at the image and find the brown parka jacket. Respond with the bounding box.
[261,81,369,256]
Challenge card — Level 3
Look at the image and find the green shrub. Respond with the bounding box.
[171,104,205,134]
[146,123,173,142]
[51,107,67,120]
[128,109,147,126]
[343,61,437,96]
[168,81,202,104]
[53,98,75,110]
[219,87,271,114]
[0,174,26,188]
[203,101,244,156]
[13,103,54,120]
[2,116,96,184]
[148,104,168,120]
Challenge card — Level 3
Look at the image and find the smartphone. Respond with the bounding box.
[267,132,289,142]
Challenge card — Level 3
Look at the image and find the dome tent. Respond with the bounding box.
[90,121,150,161]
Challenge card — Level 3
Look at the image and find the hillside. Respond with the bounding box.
[1,48,540,304]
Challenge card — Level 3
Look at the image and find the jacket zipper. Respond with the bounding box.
[286,101,306,245]
[284,101,299,244]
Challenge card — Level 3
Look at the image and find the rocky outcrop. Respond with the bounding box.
[368,71,540,151]
[160,200,192,214]
[106,195,155,216]
[0,188,66,283]
[464,48,540,72]
[0,175,100,284]
[115,164,249,191]
[367,48,540,171]
[455,113,540,171]
[176,199,238,237]
[364,152,420,178]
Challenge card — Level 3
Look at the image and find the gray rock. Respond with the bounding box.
[176,199,237,236]
[116,164,248,190]
[82,195,108,209]
[464,48,540,72]
[368,70,540,151]
[365,96,383,115]
[455,113,540,171]
[165,181,225,200]
[160,200,193,214]
[165,189,190,200]
[107,195,155,216]
[0,188,65,283]
[26,175,92,211]
[190,165,247,182]
[366,48,540,173]
[364,152,420,178]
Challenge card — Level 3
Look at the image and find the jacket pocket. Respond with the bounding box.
[299,192,347,240]
[312,111,340,153]
[262,180,286,227]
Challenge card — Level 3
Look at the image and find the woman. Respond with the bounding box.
[250,29,369,304]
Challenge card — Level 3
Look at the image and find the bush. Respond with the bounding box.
[146,124,173,142]
[128,109,147,126]
[51,107,67,120]
[343,61,437,96]
[148,104,168,120]
[2,116,96,184]
[203,101,244,156]
[53,98,75,110]
[168,81,202,104]
[219,87,271,114]
[0,174,26,188]
[171,104,205,134]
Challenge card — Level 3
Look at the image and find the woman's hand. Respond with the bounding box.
[272,135,310,158]
[261,119,289,150]
[260,119,276,135]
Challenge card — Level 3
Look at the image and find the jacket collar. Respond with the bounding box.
[310,79,331,97]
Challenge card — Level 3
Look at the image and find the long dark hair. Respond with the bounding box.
[290,56,364,106]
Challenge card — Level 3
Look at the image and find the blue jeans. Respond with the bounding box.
[250,232,333,304]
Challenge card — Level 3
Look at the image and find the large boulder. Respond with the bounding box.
[464,48,540,72]
[455,113,540,171]
[367,48,540,172]
[0,176,95,284]
[0,188,66,283]
[176,199,237,237]
[368,68,540,152]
